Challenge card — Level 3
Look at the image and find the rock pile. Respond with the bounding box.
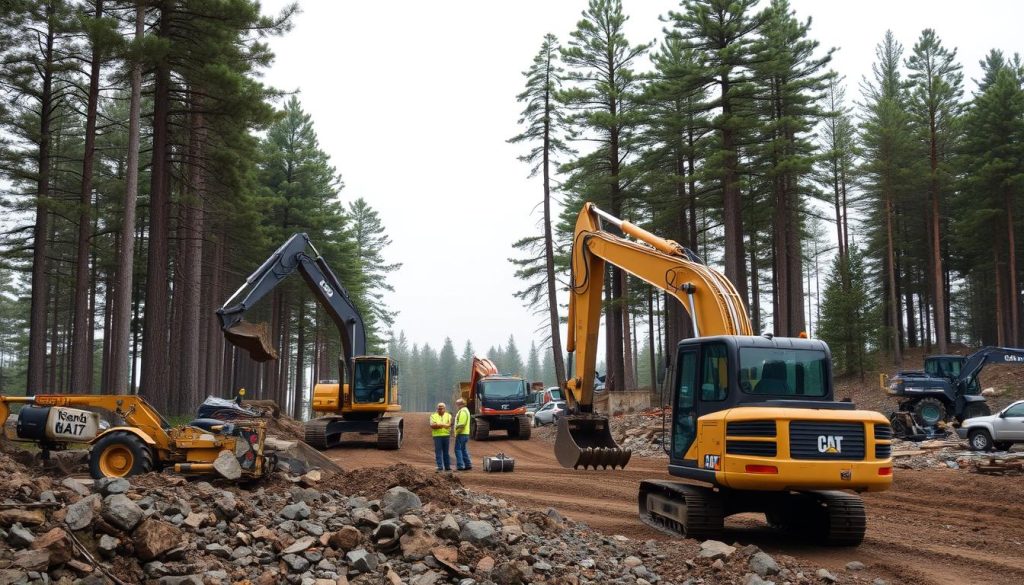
[1,444,875,585]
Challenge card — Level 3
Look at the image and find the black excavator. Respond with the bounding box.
[217,233,403,450]
[884,346,1024,437]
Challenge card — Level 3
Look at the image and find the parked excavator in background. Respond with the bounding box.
[557,202,893,545]
[457,357,531,440]
[882,346,1024,437]
[217,233,403,451]
[0,394,273,480]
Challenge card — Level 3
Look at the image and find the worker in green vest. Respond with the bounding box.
[429,402,453,472]
[453,398,472,471]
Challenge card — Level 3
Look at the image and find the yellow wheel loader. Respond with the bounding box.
[217,233,402,451]
[0,394,273,480]
[556,203,893,545]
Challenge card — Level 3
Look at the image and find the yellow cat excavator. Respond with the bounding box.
[217,233,402,450]
[556,203,893,545]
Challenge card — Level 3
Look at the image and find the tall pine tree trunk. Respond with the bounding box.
[70,0,103,393]
[622,278,636,391]
[995,244,1006,346]
[177,96,205,412]
[293,301,305,419]
[541,85,566,385]
[720,74,749,307]
[27,7,57,395]
[885,196,902,363]
[108,1,144,394]
[1006,190,1020,346]
[205,229,226,393]
[928,114,948,353]
[140,1,174,411]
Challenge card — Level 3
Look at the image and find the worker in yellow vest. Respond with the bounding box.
[453,398,472,471]
[429,402,453,472]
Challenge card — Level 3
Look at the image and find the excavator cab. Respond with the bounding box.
[351,356,397,405]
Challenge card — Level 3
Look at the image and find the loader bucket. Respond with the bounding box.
[555,414,631,470]
[224,320,278,362]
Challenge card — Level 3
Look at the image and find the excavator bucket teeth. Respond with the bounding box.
[555,414,631,470]
[224,320,278,362]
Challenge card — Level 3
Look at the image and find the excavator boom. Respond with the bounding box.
[557,203,752,469]
[217,233,366,381]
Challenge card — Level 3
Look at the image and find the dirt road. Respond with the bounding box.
[329,413,1024,585]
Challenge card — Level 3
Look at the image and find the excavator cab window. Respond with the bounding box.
[740,348,828,397]
[388,362,400,404]
[672,350,698,459]
[700,343,729,402]
[353,359,387,404]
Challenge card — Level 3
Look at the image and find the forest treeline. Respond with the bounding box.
[386,333,563,412]
[509,0,1024,390]
[0,1,401,416]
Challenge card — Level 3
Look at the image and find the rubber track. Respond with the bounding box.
[638,480,724,539]
[303,417,333,450]
[515,415,531,440]
[377,417,403,450]
[473,417,490,441]
[816,490,867,546]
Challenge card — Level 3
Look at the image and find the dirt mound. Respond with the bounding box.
[334,463,464,507]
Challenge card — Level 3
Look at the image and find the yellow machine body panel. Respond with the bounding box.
[310,356,401,415]
[683,407,893,492]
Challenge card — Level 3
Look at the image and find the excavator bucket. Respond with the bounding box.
[224,320,278,362]
[555,414,631,470]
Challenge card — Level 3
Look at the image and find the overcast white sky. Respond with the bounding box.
[259,0,1022,356]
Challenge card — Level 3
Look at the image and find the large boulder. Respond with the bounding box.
[133,519,184,561]
[65,494,102,531]
[459,521,496,545]
[102,494,144,531]
[381,486,422,518]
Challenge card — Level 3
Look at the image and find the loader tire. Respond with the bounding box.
[90,432,154,479]
[912,397,946,427]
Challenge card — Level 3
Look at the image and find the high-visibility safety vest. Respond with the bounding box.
[455,407,471,436]
[430,412,452,437]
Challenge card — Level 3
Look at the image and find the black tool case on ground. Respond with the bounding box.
[482,452,515,472]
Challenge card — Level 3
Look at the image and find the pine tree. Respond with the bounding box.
[526,341,541,382]
[509,33,571,386]
[504,335,525,377]
[749,0,832,336]
[438,337,458,400]
[906,29,963,354]
[0,0,78,394]
[349,197,401,349]
[815,74,856,265]
[560,0,650,392]
[670,0,767,307]
[817,249,876,378]
[957,51,1024,345]
[540,346,556,387]
[860,31,917,363]
[458,340,474,378]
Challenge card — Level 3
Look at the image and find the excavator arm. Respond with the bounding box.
[217,233,366,383]
[556,203,752,469]
[958,346,1024,392]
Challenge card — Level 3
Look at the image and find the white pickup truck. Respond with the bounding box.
[957,399,1024,451]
